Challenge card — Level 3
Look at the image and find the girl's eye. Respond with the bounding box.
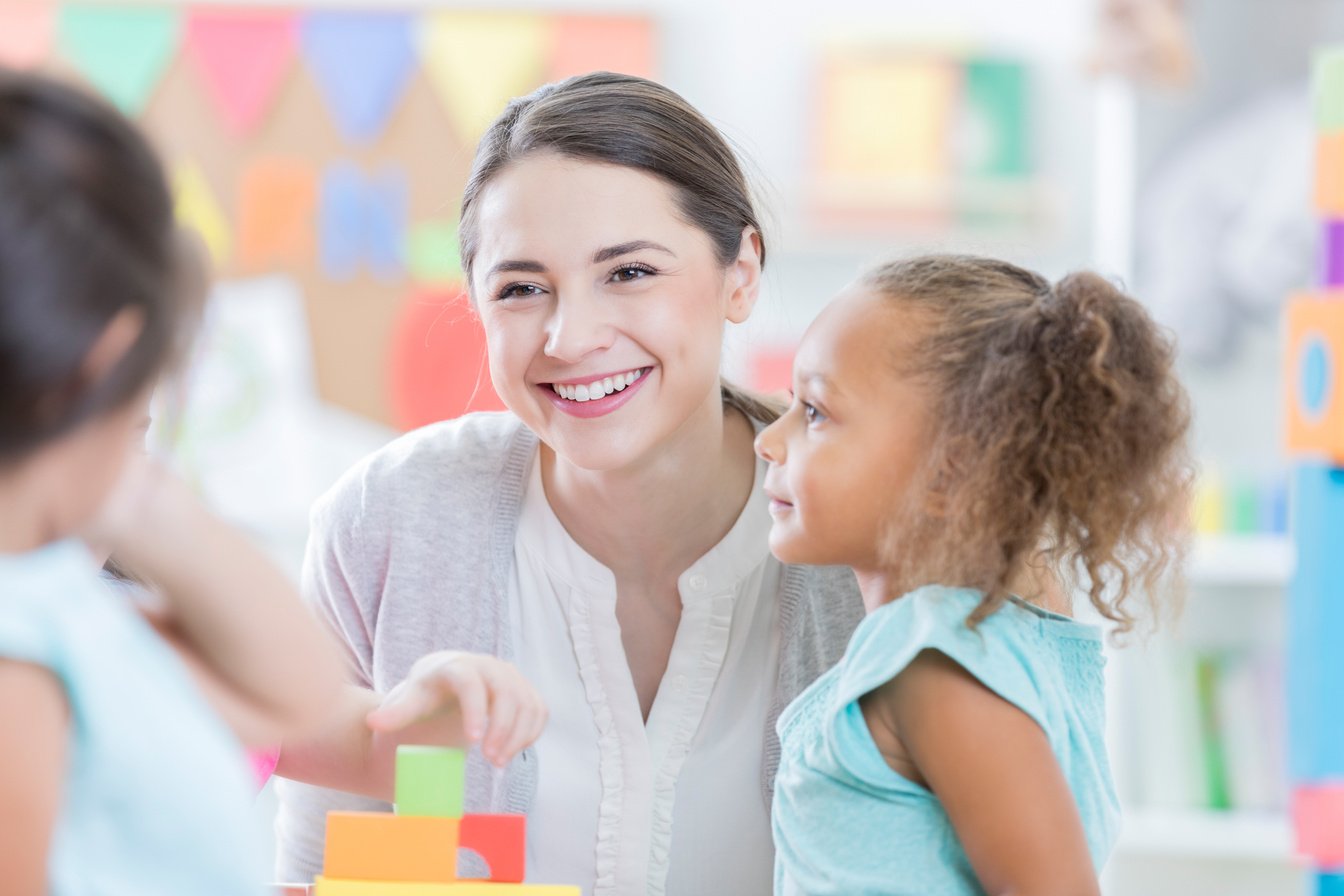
[803,402,825,425]
[611,263,655,283]
[497,283,543,300]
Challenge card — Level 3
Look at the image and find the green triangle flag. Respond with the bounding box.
[58,5,180,114]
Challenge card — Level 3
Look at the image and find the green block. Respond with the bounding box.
[408,220,463,286]
[1316,48,1344,132]
[394,745,465,818]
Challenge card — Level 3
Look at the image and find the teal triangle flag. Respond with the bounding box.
[58,5,181,114]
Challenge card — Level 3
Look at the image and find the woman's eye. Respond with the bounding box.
[611,264,654,283]
[498,283,542,300]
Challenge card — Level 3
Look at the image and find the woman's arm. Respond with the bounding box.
[0,661,69,896]
[276,652,548,800]
[864,649,1100,896]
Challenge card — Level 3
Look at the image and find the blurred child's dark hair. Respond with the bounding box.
[865,254,1194,633]
[0,69,202,462]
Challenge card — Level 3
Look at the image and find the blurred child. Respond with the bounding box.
[756,255,1193,895]
[0,70,347,894]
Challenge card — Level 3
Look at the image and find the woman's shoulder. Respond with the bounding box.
[312,412,535,528]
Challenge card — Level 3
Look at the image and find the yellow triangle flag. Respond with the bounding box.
[419,12,551,143]
[173,162,231,269]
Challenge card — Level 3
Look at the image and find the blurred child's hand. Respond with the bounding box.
[365,652,547,768]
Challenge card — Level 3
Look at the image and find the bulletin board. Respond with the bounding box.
[0,4,657,429]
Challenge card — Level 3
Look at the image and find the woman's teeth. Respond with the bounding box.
[550,368,646,402]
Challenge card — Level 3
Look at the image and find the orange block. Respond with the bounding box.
[1318,132,1344,215]
[1285,293,1344,463]
[323,811,459,883]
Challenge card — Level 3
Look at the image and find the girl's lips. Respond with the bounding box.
[539,366,652,419]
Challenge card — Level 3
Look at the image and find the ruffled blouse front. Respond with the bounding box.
[509,452,781,895]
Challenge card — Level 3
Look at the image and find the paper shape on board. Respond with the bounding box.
[408,221,463,285]
[960,58,1028,178]
[547,16,655,81]
[236,158,317,270]
[0,3,54,69]
[58,5,180,113]
[183,9,295,137]
[419,12,550,142]
[302,11,416,142]
[172,161,230,268]
[750,348,796,396]
[389,289,505,430]
[318,163,406,281]
[816,54,956,204]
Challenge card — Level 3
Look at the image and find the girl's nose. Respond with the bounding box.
[755,418,784,463]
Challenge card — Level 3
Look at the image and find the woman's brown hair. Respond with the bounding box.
[457,70,783,423]
[867,254,1194,633]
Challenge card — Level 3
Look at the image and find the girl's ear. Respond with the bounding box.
[725,226,763,325]
[81,307,145,386]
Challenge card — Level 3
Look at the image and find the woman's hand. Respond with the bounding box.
[366,651,547,768]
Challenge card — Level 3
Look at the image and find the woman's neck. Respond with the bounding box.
[540,392,759,586]
[0,462,58,555]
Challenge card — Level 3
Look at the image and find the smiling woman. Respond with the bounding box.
[272,72,864,896]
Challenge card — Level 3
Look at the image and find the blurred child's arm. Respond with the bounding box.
[864,649,1100,896]
[0,661,68,895]
[99,461,345,745]
[276,651,547,800]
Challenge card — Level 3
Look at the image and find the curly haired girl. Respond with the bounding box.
[755,254,1193,896]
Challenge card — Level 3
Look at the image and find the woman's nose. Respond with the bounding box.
[544,292,615,363]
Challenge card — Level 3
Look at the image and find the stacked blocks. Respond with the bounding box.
[1287,45,1344,896]
[314,746,578,895]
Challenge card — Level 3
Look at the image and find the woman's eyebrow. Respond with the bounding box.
[592,240,676,263]
[487,259,548,277]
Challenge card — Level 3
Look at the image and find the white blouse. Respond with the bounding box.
[508,451,781,896]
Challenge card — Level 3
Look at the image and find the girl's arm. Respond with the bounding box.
[863,649,1101,896]
[276,651,548,800]
[99,462,345,745]
[0,661,68,896]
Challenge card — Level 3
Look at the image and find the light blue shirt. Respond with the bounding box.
[773,585,1120,896]
[0,539,264,896]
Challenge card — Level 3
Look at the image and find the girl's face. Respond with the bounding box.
[470,152,760,472]
[755,288,936,572]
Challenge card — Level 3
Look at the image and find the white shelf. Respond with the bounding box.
[1187,533,1294,588]
[1117,808,1297,862]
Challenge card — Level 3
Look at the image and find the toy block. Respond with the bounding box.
[1318,48,1344,132]
[396,745,465,818]
[1285,294,1344,462]
[459,814,527,883]
[1294,783,1344,867]
[1321,872,1344,896]
[1289,464,1344,780]
[324,811,459,883]
[1317,132,1344,216]
[1325,220,1344,288]
[313,879,579,896]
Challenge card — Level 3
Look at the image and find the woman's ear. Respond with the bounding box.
[725,226,763,324]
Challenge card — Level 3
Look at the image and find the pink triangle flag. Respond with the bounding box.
[183,9,296,137]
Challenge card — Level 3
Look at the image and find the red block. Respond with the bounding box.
[459,813,526,883]
[1294,783,1344,868]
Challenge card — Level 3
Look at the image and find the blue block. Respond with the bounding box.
[1319,871,1344,896]
[1289,464,1344,781]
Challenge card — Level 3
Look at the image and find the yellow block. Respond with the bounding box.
[314,879,580,896]
[324,812,459,883]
